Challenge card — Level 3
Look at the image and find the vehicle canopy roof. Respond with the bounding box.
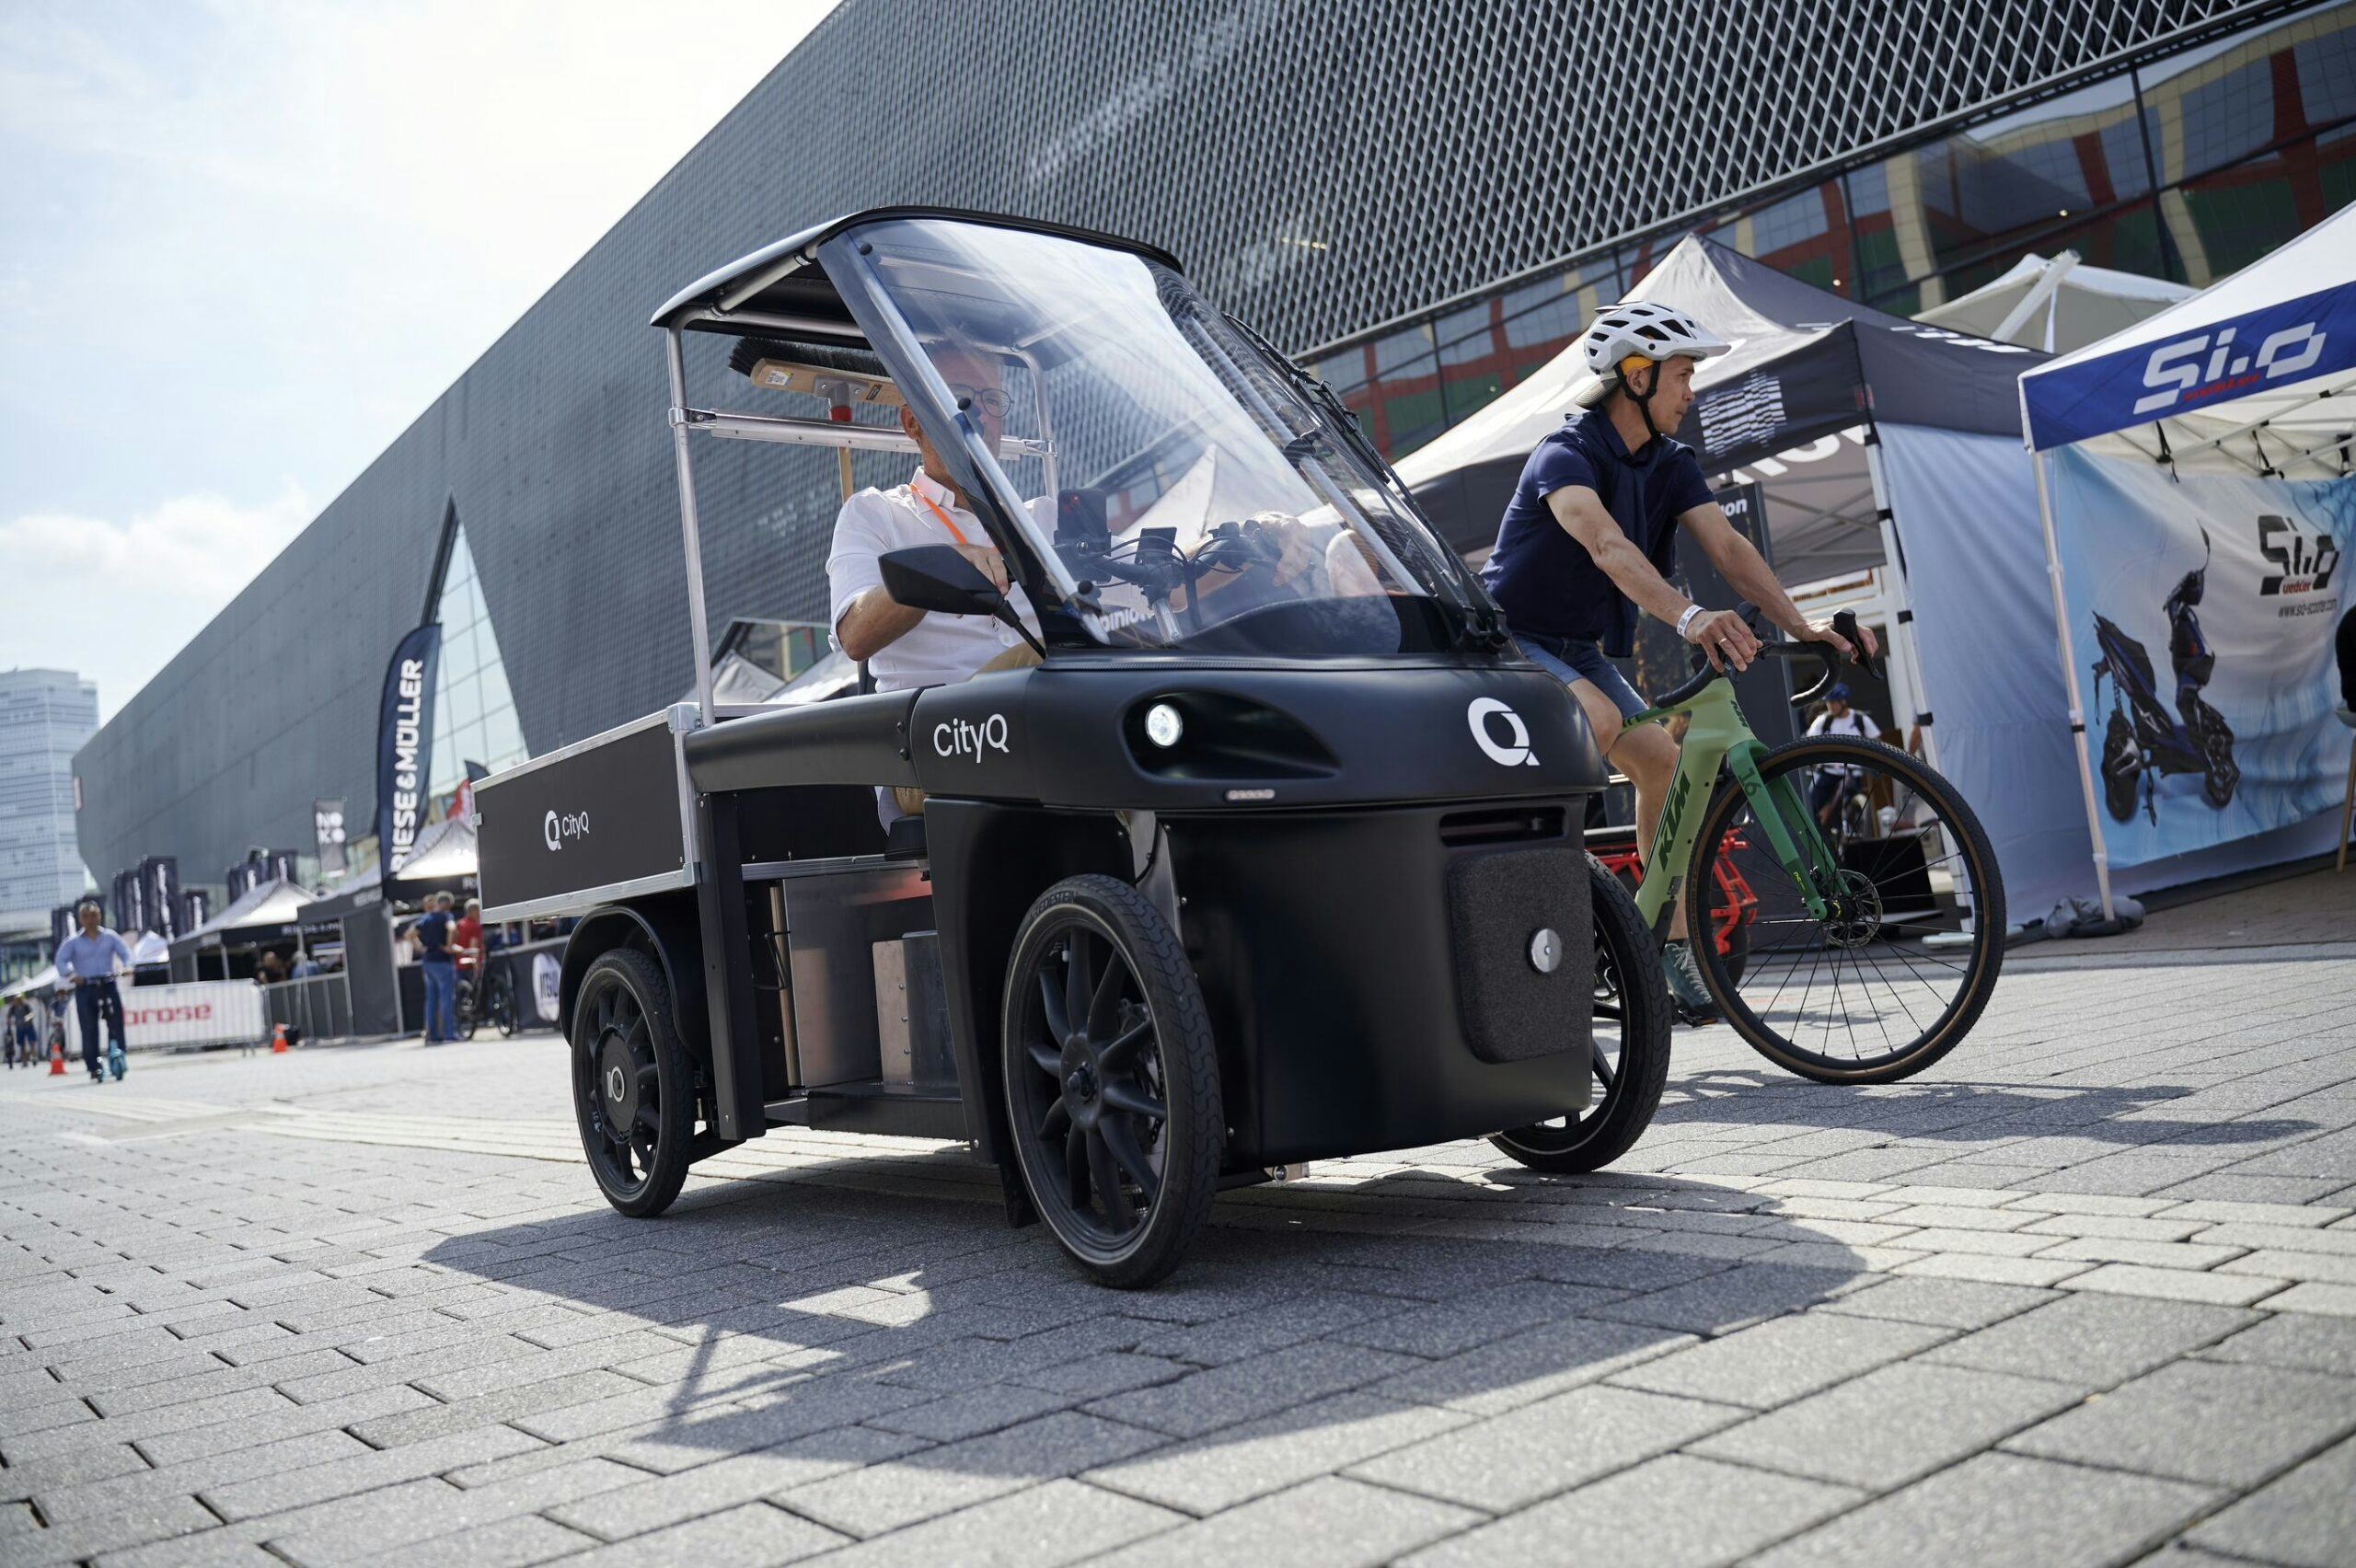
[649,207,1184,337]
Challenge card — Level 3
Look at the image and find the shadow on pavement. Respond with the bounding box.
[1659,1070,2316,1147]
[421,1159,1877,1483]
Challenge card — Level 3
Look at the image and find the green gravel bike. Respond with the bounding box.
[1632,608,2005,1084]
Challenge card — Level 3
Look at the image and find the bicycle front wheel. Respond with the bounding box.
[1690,737,2004,1083]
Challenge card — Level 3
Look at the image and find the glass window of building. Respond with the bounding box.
[1853,71,2154,309]
[1340,320,1444,457]
[1436,300,1507,422]
[1710,179,1854,294]
[2145,1,2356,284]
[425,524,526,809]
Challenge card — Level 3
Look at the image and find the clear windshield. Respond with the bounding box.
[833,217,1477,656]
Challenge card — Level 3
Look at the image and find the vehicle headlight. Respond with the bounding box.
[1143,702,1184,749]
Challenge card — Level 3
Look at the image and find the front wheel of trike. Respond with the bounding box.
[1489,853,1673,1174]
[572,948,695,1218]
[1002,874,1224,1289]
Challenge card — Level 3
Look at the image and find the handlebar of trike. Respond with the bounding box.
[1648,606,1879,711]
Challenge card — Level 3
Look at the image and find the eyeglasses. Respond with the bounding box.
[945,384,1011,420]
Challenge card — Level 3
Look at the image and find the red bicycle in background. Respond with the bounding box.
[1584,822,1760,983]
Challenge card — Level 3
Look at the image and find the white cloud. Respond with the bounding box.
[0,483,314,719]
[0,0,840,720]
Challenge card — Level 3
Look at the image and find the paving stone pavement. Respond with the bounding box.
[3,947,2353,1566]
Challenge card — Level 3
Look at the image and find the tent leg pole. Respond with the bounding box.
[1863,435,1936,772]
[2030,442,2117,923]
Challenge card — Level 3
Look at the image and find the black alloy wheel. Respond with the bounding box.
[2102,710,2140,823]
[571,948,693,1217]
[1490,853,1672,1173]
[2198,699,2238,808]
[1002,874,1221,1289]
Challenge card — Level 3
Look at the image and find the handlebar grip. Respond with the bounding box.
[1833,609,1881,680]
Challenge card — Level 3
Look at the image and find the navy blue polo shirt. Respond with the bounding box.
[1479,409,1714,657]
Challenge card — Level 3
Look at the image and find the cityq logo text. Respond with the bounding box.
[542,809,591,851]
[933,714,1011,763]
[2133,321,2327,416]
[2258,514,2340,598]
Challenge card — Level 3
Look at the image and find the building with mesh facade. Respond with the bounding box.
[72,0,2352,888]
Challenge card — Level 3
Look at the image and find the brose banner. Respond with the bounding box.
[2049,446,2351,869]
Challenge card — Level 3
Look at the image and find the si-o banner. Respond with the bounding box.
[2049,446,2352,870]
[374,624,441,884]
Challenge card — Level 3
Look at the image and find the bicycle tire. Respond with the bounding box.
[1689,736,2004,1084]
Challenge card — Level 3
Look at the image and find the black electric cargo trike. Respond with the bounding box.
[475,210,1669,1286]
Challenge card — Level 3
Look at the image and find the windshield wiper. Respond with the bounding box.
[1220,314,1507,649]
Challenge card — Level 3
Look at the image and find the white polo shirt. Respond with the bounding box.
[826,468,1045,693]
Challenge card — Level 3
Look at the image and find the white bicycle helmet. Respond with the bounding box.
[1575,303,1730,408]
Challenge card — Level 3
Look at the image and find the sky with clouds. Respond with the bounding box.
[0,0,839,721]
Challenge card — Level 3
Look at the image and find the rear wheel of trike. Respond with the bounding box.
[572,949,694,1217]
[1002,874,1223,1289]
[1490,854,1672,1174]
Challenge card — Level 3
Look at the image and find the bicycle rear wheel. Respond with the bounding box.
[1689,737,2004,1083]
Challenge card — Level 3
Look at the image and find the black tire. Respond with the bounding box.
[1489,854,1672,1173]
[489,969,519,1037]
[456,975,480,1041]
[1001,874,1222,1289]
[2198,699,2238,809]
[1690,737,2005,1084]
[572,948,695,1218]
[2102,710,2139,823]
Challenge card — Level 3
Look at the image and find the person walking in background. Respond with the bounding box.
[1805,682,1879,825]
[54,898,132,1083]
[4,993,32,1068]
[408,892,458,1045]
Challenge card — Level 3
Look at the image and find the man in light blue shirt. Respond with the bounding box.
[55,899,132,1082]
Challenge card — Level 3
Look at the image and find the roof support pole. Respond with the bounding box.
[664,328,719,728]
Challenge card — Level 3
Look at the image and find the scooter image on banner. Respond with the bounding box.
[2091,529,2239,823]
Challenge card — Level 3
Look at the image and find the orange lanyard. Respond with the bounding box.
[912,488,969,546]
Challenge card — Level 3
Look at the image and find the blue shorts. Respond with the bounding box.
[1514,633,1648,722]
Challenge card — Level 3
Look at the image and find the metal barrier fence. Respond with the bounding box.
[263,973,353,1042]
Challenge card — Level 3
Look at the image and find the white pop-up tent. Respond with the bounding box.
[1916,251,2195,354]
[1398,236,2106,915]
[2022,205,2356,915]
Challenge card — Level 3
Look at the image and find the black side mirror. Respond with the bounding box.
[880,544,1000,617]
[878,543,1048,660]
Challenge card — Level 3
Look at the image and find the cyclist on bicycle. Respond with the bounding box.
[1482,302,1875,1018]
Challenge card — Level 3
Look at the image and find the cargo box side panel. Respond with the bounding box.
[478,710,696,918]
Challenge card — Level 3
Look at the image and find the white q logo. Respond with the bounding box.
[1468,698,1539,767]
[543,810,560,851]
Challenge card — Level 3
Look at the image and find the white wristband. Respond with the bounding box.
[1677,605,1705,640]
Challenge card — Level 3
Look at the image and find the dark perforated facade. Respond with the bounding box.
[73,0,2328,884]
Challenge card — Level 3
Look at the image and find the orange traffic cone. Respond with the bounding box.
[48,1037,64,1075]
[270,1022,288,1054]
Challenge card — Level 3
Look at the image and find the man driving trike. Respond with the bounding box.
[1481,303,1877,1019]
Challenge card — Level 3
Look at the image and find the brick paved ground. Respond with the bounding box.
[4,921,2354,1565]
